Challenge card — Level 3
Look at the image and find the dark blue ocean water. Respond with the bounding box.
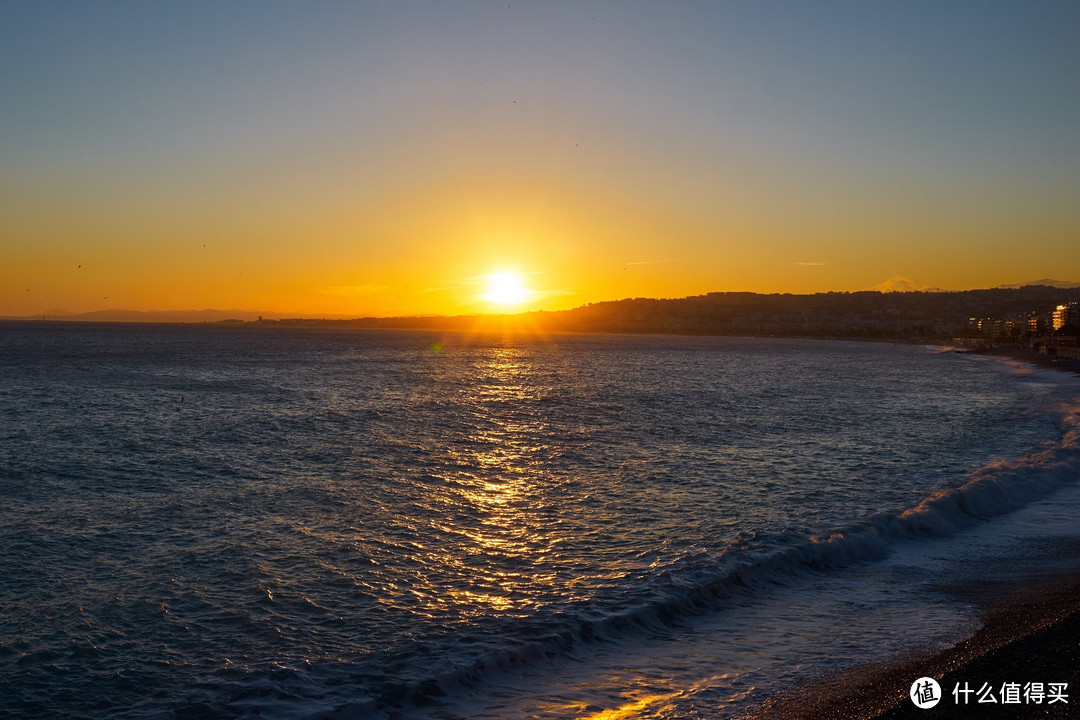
[2,323,1079,719]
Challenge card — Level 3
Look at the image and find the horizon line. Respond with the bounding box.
[5,282,1080,324]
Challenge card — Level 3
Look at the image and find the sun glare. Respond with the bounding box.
[482,272,531,306]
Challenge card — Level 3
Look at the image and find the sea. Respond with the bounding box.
[2,322,1079,720]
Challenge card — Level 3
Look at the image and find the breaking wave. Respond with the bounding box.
[311,403,1080,718]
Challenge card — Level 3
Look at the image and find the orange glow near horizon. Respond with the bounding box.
[3,178,1077,321]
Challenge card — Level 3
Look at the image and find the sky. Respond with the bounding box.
[2,1,1079,318]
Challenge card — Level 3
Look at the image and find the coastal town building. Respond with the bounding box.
[1053,302,1080,331]
[1029,313,1054,334]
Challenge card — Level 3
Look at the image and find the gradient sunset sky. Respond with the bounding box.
[3,1,1079,317]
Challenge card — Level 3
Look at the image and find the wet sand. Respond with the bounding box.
[742,575,1080,719]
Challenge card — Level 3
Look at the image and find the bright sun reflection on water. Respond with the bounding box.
[438,345,557,616]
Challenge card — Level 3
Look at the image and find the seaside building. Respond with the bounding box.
[1029,313,1054,334]
[975,318,1004,338]
[1052,302,1080,331]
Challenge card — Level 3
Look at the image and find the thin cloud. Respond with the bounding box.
[530,288,576,299]
[424,277,478,293]
[797,261,829,267]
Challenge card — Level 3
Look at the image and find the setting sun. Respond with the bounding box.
[482,272,531,306]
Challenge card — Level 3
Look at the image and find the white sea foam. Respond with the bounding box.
[364,399,1080,719]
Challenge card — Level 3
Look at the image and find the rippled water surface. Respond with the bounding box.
[2,324,1078,719]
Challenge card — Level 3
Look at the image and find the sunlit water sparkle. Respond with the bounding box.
[2,324,1079,719]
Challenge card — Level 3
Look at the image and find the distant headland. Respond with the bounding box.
[8,284,1079,348]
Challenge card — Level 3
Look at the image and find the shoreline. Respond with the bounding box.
[978,343,1080,379]
[743,573,1080,719]
[741,347,1080,720]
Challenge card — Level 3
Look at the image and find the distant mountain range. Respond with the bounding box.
[5,308,315,323]
[996,279,1080,289]
[4,281,1078,325]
